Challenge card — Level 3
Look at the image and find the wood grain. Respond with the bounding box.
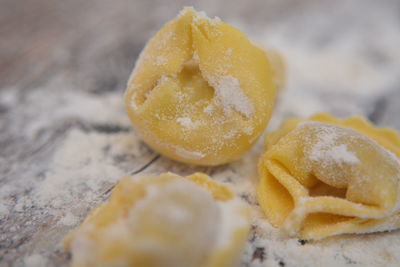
[1,0,400,266]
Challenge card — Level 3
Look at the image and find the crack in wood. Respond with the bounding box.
[90,124,130,134]
[131,154,160,175]
[101,154,160,197]
[298,239,308,245]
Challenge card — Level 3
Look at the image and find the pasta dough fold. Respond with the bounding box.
[125,7,280,165]
[64,173,251,267]
[258,113,400,239]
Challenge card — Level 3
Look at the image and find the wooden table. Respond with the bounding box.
[1,0,400,266]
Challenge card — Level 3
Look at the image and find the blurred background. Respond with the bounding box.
[2,0,400,125]
[1,0,400,266]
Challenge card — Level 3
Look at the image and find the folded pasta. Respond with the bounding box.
[64,172,251,267]
[124,7,281,166]
[258,113,400,239]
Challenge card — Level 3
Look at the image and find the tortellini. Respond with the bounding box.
[64,172,251,267]
[258,113,400,239]
[124,7,280,165]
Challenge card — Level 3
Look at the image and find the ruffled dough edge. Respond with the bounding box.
[258,113,400,239]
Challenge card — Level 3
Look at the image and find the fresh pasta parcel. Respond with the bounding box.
[124,7,282,166]
[64,173,251,267]
[258,113,400,240]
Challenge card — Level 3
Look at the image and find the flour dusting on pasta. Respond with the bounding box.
[4,0,400,266]
[300,122,360,165]
[208,75,254,118]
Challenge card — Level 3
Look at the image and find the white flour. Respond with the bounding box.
[209,75,254,118]
[301,122,360,164]
[2,0,400,266]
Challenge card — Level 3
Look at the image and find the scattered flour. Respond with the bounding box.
[175,146,205,160]
[214,197,250,249]
[243,126,254,135]
[176,117,201,129]
[130,93,138,110]
[203,103,214,114]
[3,1,400,266]
[319,144,359,164]
[304,123,360,164]
[129,179,218,231]
[223,130,237,139]
[59,212,79,226]
[32,129,126,210]
[188,7,221,26]
[154,55,167,66]
[192,50,200,63]
[23,254,47,267]
[24,82,129,136]
[209,75,254,118]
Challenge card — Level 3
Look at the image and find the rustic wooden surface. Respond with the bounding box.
[1,0,400,266]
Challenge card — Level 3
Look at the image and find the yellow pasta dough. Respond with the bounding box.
[258,113,400,239]
[124,7,281,165]
[64,172,251,267]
